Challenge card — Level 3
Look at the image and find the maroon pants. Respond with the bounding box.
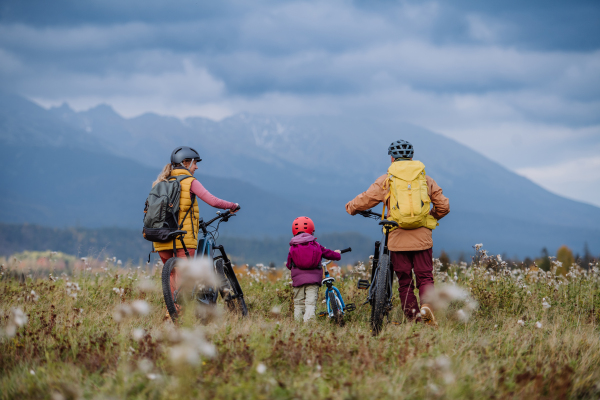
[391,248,434,320]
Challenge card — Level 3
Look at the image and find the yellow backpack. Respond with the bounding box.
[382,160,438,231]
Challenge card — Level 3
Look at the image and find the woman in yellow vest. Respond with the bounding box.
[153,146,239,264]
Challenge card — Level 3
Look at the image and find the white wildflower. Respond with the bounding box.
[270,305,281,315]
[535,321,542,329]
[136,279,159,293]
[30,369,35,375]
[131,300,151,316]
[112,304,133,322]
[137,358,153,373]
[132,328,145,341]
[542,298,551,309]
[256,363,267,374]
[517,319,525,326]
[10,307,28,329]
[177,258,219,286]
[166,327,217,365]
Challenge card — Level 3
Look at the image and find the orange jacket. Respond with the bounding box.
[345,172,450,252]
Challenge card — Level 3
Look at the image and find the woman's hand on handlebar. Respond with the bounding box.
[231,203,240,214]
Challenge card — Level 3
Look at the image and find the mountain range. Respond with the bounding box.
[1,91,599,260]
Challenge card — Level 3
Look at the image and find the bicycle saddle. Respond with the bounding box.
[166,230,187,239]
[378,220,399,228]
[322,277,335,285]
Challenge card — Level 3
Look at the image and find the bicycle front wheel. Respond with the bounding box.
[220,259,248,316]
[162,258,180,323]
[328,291,344,326]
[371,253,390,335]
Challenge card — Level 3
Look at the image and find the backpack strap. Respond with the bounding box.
[381,176,391,220]
[166,175,196,229]
[178,193,196,229]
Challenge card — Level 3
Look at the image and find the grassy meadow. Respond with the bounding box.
[1,249,600,399]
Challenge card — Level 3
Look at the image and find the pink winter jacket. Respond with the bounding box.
[286,233,341,287]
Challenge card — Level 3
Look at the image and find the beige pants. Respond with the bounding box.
[293,284,319,322]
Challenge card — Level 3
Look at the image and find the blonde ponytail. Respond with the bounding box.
[152,163,173,187]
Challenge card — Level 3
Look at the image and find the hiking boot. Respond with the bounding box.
[420,304,438,327]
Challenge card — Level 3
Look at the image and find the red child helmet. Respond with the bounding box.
[292,216,315,235]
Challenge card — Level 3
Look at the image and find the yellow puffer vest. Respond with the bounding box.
[382,160,438,232]
[153,169,200,251]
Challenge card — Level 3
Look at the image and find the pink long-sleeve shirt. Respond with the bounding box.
[190,179,237,210]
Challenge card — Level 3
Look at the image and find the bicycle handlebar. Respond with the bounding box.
[358,209,380,218]
[340,247,352,254]
[199,209,239,232]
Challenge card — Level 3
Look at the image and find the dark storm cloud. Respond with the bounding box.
[1,0,599,204]
[5,0,599,99]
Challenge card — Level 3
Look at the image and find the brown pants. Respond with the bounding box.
[391,248,434,320]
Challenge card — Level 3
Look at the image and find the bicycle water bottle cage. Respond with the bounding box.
[322,277,335,286]
[379,220,399,228]
[344,303,356,312]
[357,279,370,290]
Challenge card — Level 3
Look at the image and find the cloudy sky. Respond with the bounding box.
[1,0,599,206]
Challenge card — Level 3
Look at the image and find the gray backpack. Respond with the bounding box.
[142,175,195,243]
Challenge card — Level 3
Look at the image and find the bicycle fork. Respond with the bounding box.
[213,245,244,301]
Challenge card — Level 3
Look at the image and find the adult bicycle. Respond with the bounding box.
[319,248,355,326]
[162,208,248,322]
[355,209,398,335]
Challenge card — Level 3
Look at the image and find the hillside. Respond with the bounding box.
[1,92,599,257]
[0,223,373,265]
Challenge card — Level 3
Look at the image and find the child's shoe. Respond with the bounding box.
[303,305,316,322]
[294,306,305,322]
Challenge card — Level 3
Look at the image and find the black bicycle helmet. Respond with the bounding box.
[171,146,201,165]
[388,140,414,159]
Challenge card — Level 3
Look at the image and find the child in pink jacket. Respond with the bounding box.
[286,217,341,322]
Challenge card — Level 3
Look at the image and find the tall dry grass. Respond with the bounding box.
[1,248,600,399]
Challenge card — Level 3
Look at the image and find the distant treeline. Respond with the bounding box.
[0,223,374,265]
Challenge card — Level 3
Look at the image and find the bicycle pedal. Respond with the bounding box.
[344,303,356,312]
[318,311,328,318]
[357,279,370,290]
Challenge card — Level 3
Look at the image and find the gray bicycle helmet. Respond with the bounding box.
[388,140,414,159]
[171,146,201,165]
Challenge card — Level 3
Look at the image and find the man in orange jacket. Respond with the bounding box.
[345,140,450,325]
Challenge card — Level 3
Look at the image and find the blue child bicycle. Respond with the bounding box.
[319,247,356,326]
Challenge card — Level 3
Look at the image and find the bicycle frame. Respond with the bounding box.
[173,210,245,307]
[322,261,346,317]
[357,209,397,321]
[366,235,393,307]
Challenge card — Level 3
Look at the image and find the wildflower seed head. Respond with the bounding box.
[256,363,267,374]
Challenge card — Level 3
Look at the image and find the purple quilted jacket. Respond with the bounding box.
[286,233,341,287]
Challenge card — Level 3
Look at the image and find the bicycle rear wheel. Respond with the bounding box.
[371,253,390,335]
[219,259,248,316]
[162,258,180,322]
[328,291,344,326]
